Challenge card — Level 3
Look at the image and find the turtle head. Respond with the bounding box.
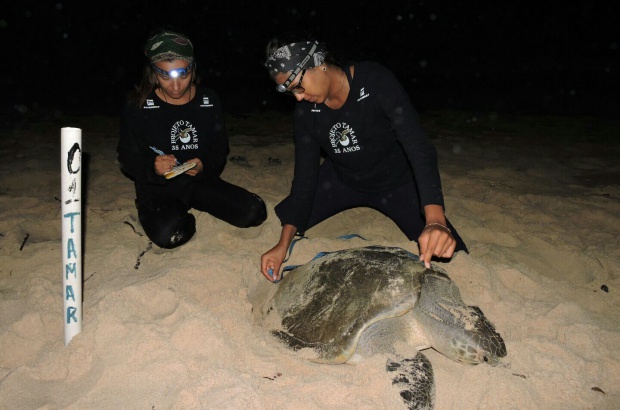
[449,306,507,366]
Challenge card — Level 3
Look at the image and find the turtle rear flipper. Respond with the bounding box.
[387,352,435,410]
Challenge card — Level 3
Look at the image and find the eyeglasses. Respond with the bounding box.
[280,69,306,95]
[151,62,194,78]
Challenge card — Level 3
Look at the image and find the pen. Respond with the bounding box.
[149,146,180,164]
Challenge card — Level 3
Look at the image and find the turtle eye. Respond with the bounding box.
[483,356,488,362]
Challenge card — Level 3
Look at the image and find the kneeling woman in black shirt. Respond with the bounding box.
[118,30,266,248]
[260,37,467,281]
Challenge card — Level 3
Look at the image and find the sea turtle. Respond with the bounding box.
[256,246,507,410]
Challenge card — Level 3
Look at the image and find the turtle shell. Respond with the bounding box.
[264,246,427,363]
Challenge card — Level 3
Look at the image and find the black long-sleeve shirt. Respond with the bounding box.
[117,87,229,197]
[281,61,444,229]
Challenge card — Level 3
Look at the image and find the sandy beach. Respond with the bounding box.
[1,110,618,409]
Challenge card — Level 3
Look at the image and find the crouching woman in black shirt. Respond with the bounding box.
[260,37,467,281]
[118,30,266,249]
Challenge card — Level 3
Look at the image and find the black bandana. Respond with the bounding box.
[264,41,326,74]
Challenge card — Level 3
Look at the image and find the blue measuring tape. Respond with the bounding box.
[270,234,370,283]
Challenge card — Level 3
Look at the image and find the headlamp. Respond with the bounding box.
[151,62,193,78]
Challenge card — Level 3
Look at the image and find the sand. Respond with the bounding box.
[1,111,619,409]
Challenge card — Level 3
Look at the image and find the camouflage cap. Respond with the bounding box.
[144,31,194,63]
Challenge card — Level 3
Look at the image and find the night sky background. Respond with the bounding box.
[3,1,619,124]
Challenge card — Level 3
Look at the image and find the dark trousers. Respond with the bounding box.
[278,160,468,253]
[137,176,266,249]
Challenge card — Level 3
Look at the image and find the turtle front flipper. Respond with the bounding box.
[387,352,435,410]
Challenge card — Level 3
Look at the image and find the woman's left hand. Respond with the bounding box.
[418,222,456,268]
[418,205,456,268]
[184,158,203,176]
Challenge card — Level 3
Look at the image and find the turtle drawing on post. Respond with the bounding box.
[257,246,507,410]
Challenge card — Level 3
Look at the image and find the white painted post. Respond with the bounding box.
[61,127,82,345]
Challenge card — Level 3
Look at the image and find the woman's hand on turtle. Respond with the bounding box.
[418,222,456,268]
[261,245,287,282]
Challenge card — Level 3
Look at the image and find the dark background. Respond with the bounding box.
[3,1,619,123]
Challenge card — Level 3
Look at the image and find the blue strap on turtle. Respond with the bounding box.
[273,234,369,283]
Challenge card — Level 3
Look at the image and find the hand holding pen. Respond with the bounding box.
[150,146,180,176]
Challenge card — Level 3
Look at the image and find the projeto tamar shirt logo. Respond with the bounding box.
[329,122,360,153]
[170,120,199,150]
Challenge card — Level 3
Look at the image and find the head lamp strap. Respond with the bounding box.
[279,43,317,91]
[266,41,325,92]
[151,62,193,77]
